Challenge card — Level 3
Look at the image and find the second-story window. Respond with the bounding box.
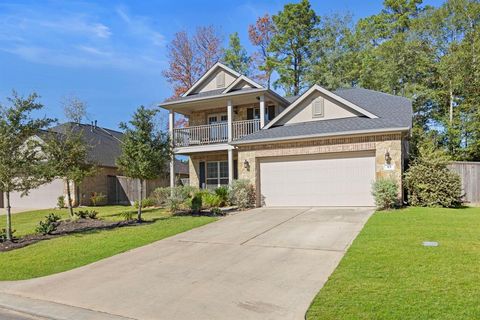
[247,105,276,121]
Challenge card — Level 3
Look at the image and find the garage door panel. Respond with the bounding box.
[8,179,64,209]
[260,152,375,207]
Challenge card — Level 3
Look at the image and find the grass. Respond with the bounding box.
[0,206,216,280]
[306,206,480,320]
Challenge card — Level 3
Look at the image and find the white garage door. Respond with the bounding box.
[260,152,376,207]
[7,179,64,209]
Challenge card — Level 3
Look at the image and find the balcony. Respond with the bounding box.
[173,119,261,147]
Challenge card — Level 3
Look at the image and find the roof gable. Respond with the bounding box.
[222,75,263,93]
[265,85,378,129]
[182,62,241,97]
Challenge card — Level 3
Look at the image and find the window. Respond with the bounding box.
[216,72,225,88]
[312,97,324,117]
[206,161,229,188]
[247,105,276,121]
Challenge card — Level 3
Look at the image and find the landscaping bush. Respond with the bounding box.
[120,211,134,221]
[214,186,229,206]
[228,179,255,209]
[57,195,65,209]
[90,192,107,206]
[210,207,224,216]
[372,177,399,210]
[151,187,171,206]
[202,192,222,208]
[404,142,463,208]
[134,197,156,209]
[154,186,199,213]
[74,210,98,219]
[0,228,15,242]
[36,213,61,235]
[190,192,203,214]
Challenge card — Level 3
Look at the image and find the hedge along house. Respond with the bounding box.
[0,122,188,210]
[160,63,412,207]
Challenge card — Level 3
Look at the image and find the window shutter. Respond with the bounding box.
[267,105,275,121]
[234,160,238,180]
[216,73,225,88]
[199,162,206,188]
[312,98,324,117]
[247,108,254,120]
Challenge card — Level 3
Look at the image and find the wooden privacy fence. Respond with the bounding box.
[449,161,480,205]
[107,175,168,205]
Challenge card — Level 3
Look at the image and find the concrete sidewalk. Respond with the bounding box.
[0,207,373,320]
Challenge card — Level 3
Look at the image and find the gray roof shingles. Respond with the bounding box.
[235,88,412,143]
[49,123,188,174]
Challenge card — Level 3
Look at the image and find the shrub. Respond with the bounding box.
[372,178,399,210]
[210,207,224,216]
[36,213,61,235]
[120,211,134,221]
[228,179,255,209]
[151,187,171,206]
[0,229,16,242]
[214,186,229,206]
[190,192,203,214]
[57,196,65,209]
[90,192,107,206]
[404,142,463,208]
[155,186,199,213]
[202,192,222,208]
[134,197,156,209]
[74,210,98,219]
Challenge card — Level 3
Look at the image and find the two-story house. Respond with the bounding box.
[160,63,412,207]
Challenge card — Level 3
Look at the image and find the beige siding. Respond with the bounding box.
[197,70,237,93]
[278,91,361,125]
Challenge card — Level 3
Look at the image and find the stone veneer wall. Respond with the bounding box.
[188,152,238,188]
[236,133,406,206]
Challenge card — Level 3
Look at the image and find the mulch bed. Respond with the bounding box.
[0,218,143,252]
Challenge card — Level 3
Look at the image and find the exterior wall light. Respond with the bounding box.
[385,150,392,165]
[243,159,250,170]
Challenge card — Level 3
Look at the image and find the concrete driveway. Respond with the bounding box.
[0,207,373,320]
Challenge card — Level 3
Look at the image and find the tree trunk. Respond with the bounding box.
[449,81,454,124]
[5,191,12,241]
[66,179,74,217]
[137,179,143,222]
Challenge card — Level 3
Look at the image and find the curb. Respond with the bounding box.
[0,292,135,320]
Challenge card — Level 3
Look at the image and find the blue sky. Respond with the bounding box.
[0,0,443,131]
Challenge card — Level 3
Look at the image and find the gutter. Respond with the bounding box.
[230,126,411,146]
[159,88,291,109]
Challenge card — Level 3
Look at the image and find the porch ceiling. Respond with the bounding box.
[162,90,288,116]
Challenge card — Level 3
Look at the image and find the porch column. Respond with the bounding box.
[169,109,175,188]
[227,99,233,142]
[259,95,265,128]
[228,148,234,184]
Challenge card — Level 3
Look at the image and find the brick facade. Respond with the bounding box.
[236,133,406,206]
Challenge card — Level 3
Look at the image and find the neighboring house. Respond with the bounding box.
[0,122,188,209]
[160,62,412,207]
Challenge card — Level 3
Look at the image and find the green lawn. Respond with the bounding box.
[307,206,480,320]
[0,206,216,280]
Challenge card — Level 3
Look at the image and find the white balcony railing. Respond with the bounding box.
[232,119,261,140]
[173,119,261,147]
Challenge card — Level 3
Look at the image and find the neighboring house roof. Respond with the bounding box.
[233,87,412,144]
[50,123,123,167]
[48,123,187,174]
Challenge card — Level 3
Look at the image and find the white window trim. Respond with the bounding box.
[206,161,229,188]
